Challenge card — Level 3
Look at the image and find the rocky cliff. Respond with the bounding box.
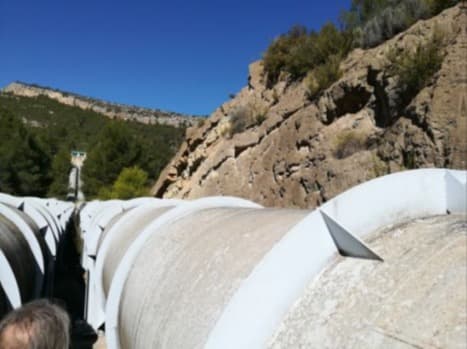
[2,82,197,127]
[152,5,466,208]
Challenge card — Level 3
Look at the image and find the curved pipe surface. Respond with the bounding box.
[0,195,73,319]
[105,196,262,348]
[96,169,466,349]
[0,203,45,274]
[0,213,38,306]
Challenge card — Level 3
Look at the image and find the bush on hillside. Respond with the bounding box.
[334,130,367,159]
[82,122,143,197]
[228,102,268,136]
[356,0,430,47]
[425,0,460,15]
[263,23,352,86]
[263,0,459,90]
[0,108,51,196]
[263,0,458,87]
[388,30,444,103]
[98,166,148,199]
[263,25,309,86]
[229,106,252,135]
[342,0,459,48]
[306,54,342,99]
[47,149,72,198]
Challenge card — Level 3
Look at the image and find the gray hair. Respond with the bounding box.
[0,299,70,349]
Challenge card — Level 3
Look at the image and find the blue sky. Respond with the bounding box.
[0,0,351,115]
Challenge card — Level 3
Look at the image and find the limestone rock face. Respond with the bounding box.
[2,82,196,127]
[152,5,466,208]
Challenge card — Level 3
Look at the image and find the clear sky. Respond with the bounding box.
[0,0,351,115]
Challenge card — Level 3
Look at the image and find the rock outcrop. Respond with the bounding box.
[2,82,197,127]
[152,5,466,208]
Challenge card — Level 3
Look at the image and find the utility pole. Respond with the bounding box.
[68,150,87,202]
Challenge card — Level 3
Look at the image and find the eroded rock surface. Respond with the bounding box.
[152,5,466,208]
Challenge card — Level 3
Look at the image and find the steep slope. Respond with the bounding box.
[2,82,197,127]
[152,5,466,208]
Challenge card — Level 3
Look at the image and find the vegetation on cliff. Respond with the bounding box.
[387,29,444,104]
[263,0,458,94]
[0,93,184,198]
[152,3,465,208]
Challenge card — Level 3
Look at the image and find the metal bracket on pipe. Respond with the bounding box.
[320,210,383,261]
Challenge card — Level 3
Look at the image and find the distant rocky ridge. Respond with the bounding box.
[152,4,466,208]
[2,82,198,127]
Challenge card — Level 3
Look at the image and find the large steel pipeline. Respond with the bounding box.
[118,207,309,349]
[77,169,466,349]
[1,169,465,348]
[0,211,37,305]
[0,193,74,319]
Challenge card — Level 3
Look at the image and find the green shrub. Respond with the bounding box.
[263,25,309,86]
[47,148,72,197]
[313,23,353,64]
[371,154,388,177]
[99,166,149,199]
[263,23,351,86]
[388,30,444,103]
[0,108,51,196]
[334,130,367,159]
[402,149,416,169]
[263,0,458,87]
[358,0,430,48]
[343,0,459,48]
[256,113,266,125]
[197,118,206,127]
[228,103,268,136]
[425,0,459,15]
[229,106,255,136]
[306,54,342,99]
[272,90,279,104]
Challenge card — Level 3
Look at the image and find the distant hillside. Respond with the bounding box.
[2,81,198,127]
[0,93,185,198]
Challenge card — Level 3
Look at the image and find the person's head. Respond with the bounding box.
[0,299,70,349]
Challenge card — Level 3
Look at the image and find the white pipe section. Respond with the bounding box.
[105,197,262,349]
[86,199,181,330]
[84,202,124,258]
[70,169,465,348]
[319,168,449,237]
[25,198,62,240]
[0,194,21,207]
[95,199,181,307]
[0,204,44,273]
[121,197,160,210]
[0,249,21,308]
[83,201,124,326]
[83,198,177,328]
[204,169,466,348]
[446,170,467,213]
[0,193,76,318]
[20,202,57,257]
